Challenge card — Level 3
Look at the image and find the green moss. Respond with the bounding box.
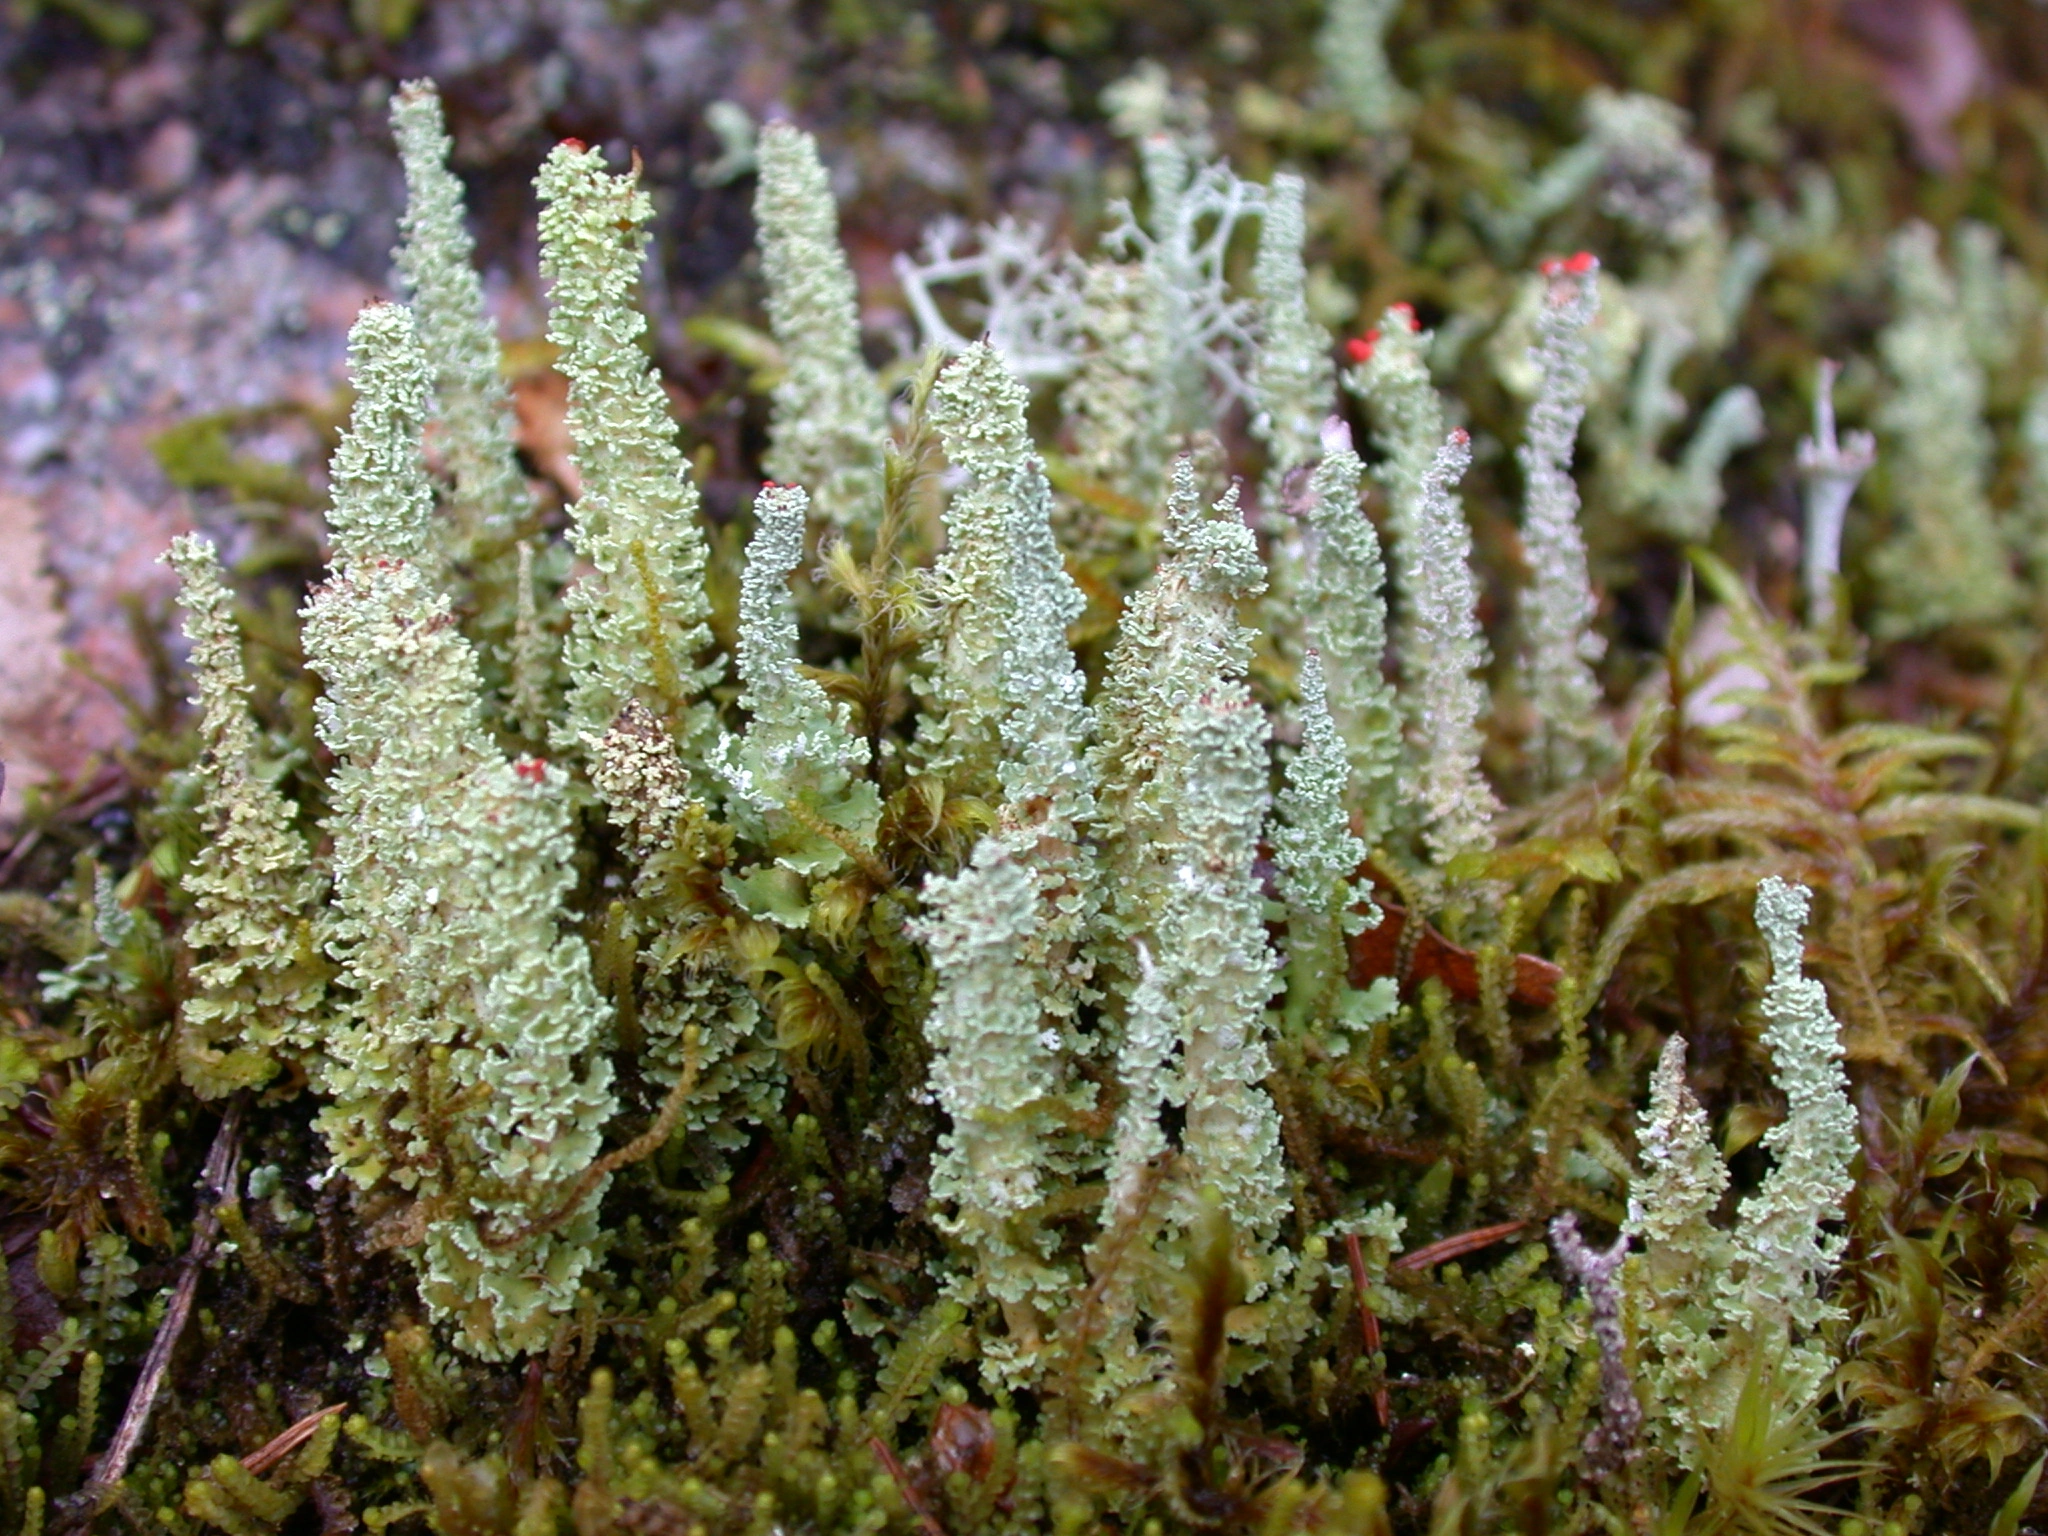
[9,17,2048,1535]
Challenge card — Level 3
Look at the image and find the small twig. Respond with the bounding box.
[1550,1212,1641,1466]
[1391,1219,1529,1273]
[240,1404,346,1477]
[1343,1232,1391,1429]
[0,828,40,888]
[869,1435,949,1536]
[59,1102,243,1527]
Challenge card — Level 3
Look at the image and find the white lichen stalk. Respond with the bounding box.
[1249,173,1335,509]
[1728,877,1859,1399]
[1316,0,1414,134]
[1107,136,1265,437]
[1299,422,1401,850]
[1795,359,1874,629]
[1515,254,1608,786]
[1404,430,1497,868]
[1622,879,1859,1454]
[1060,259,1168,504]
[390,81,531,581]
[714,482,877,873]
[1165,688,1287,1254]
[536,141,717,770]
[163,534,325,1098]
[1092,458,1288,1261]
[1345,304,1442,666]
[1871,221,2020,637]
[755,123,888,534]
[301,303,617,1360]
[924,341,1099,1049]
[913,844,1072,1378]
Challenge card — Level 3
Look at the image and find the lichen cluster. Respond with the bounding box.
[6,30,2048,1536]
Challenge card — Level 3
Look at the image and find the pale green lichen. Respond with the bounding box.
[926,344,1101,1040]
[1093,461,1268,941]
[535,141,717,766]
[1515,256,1607,786]
[755,123,888,534]
[1060,258,1168,504]
[301,303,617,1360]
[1270,650,1392,1044]
[1870,221,2022,637]
[1316,0,1413,135]
[1270,650,1367,923]
[714,482,877,875]
[1249,173,1335,508]
[1646,379,1765,542]
[162,533,325,1098]
[923,344,1094,817]
[1091,461,1287,1259]
[1163,687,1287,1256]
[1623,879,1858,1456]
[2018,379,2048,592]
[1730,877,1859,1378]
[1403,430,1497,869]
[390,80,530,587]
[1100,939,1173,1234]
[913,843,1072,1371]
[1622,1035,1735,1455]
[1345,304,1440,663]
[1485,90,1713,257]
[588,699,694,860]
[1300,423,1401,850]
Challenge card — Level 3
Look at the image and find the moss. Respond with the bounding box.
[9,17,2048,1536]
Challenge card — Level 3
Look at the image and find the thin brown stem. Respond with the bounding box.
[60,1101,243,1529]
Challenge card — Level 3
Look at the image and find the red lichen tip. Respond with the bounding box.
[1564,249,1597,275]
[1449,426,1470,445]
[560,137,587,152]
[514,758,549,785]
[1345,330,1380,364]
[1389,302,1419,331]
